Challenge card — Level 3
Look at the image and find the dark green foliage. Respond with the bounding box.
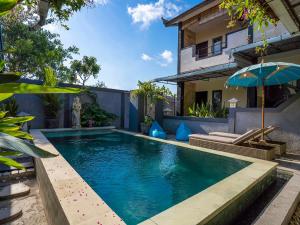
[81,102,117,127]
[70,56,100,86]
[0,97,18,117]
[1,19,79,81]
[188,103,229,118]
[42,94,62,119]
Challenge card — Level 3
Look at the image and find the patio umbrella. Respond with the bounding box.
[226,62,300,140]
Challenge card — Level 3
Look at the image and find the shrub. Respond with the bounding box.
[188,103,228,118]
[81,102,117,127]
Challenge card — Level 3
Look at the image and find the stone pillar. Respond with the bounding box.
[154,100,164,126]
[129,93,145,132]
[228,108,237,133]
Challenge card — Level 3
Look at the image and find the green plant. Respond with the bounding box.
[42,67,62,119]
[132,81,172,118]
[42,94,62,119]
[0,1,81,169]
[81,102,117,127]
[220,0,277,55]
[0,97,18,116]
[188,103,229,118]
[214,106,229,118]
[70,56,100,86]
[0,61,80,169]
[143,115,153,126]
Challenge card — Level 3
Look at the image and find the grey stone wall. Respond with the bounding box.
[234,93,300,153]
[13,83,130,129]
[163,116,229,134]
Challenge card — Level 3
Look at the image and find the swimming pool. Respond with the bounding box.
[44,129,251,225]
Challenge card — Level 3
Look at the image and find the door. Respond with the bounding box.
[195,91,208,106]
[212,90,222,111]
[196,41,208,58]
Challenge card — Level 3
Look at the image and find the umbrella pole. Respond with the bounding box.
[261,85,265,141]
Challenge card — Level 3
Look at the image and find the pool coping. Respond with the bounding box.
[32,128,278,225]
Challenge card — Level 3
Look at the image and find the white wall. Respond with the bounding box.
[180,29,249,73]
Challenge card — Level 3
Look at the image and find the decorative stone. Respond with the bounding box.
[0,183,30,200]
[0,205,22,224]
[72,96,81,128]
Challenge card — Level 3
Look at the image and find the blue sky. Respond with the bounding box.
[45,0,200,92]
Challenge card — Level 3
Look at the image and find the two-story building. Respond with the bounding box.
[153,0,300,116]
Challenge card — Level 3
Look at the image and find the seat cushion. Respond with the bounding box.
[189,134,234,144]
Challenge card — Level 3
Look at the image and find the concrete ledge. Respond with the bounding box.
[164,116,228,123]
[254,169,300,225]
[32,129,125,225]
[33,128,278,225]
[115,130,278,225]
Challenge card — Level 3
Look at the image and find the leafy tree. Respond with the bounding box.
[132,81,172,118]
[0,0,82,169]
[94,80,106,88]
[1,18,78,81]
[0,0,96,26]
[220,0,277,55]
[70,56,100,86]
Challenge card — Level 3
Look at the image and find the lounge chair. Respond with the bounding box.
[208,126,276,140]
[208,126,286,156]
[189,129,275,160]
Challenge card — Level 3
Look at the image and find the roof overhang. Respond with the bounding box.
[267,0,300,33]
[163,0,220,27]
[232,33,300,61]
[152,63,239,83]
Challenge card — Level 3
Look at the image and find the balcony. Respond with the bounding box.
[180,28,249,73]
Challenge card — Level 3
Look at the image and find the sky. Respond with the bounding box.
[44,0,200,92]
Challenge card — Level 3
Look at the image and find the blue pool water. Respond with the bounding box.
[45,130,251,225]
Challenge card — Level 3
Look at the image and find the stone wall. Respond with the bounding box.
[13,80,130,129]
[233,93,300,153]
[163,116,229,134]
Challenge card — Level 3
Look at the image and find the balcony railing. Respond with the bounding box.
[180,28,249,73]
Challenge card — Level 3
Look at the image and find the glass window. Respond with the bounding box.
[196,41,208,58]
[212,37,222,55]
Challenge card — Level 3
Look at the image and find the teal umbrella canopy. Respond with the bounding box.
[226,62,300,87]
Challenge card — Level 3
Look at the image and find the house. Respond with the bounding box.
[153,0,300,116]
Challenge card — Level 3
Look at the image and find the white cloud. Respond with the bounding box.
[43,23,60,33]
[94,0,109,5]
[127,0,180,29]
[160,50,173,63]
[141,53,153,61]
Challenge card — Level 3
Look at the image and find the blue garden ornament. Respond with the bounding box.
[226,62,300,140]
[176,122,191,141]
[149,121,167,139]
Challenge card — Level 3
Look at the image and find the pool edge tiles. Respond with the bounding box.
[32,129,125,225]
[32,128,278,225]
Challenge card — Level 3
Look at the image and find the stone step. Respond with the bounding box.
[0,204,22,224]
[0,183,30,200]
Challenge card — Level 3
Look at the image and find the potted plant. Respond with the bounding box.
[140,115,153,134]
[132,81,172,133]
[42,94,62,128]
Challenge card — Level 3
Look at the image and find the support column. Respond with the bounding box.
[228,108,237,133]
[177,82,184,116]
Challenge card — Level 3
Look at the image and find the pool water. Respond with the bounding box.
[45,130,251,225]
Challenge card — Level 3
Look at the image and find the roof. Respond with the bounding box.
[163,0,219,27]
[152,63,239,83]
[232,33,300,61]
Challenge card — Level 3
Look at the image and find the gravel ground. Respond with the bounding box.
[0,177,48,225]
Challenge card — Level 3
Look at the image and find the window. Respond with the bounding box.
[196,41,208,58]
[212,36,222,55]
[212,90,222,111]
